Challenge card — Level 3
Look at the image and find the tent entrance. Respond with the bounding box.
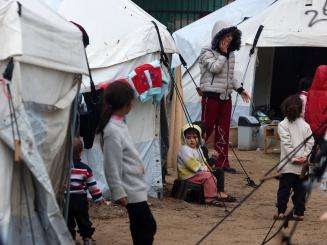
[252,47,327,119]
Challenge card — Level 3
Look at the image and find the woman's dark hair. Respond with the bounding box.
[97,79,135,133]
[281,95,302,122]
[298,77,312,92]
[211,26,242,53]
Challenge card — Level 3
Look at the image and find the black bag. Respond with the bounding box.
[79,89,104,149]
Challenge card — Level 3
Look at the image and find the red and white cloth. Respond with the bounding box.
[128,60,165,103]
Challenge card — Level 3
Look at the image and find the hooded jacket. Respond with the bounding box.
[305,65,327,139]
[177,124,208,180]
[198,21,242,100]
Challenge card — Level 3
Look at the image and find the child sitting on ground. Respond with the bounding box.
[68,138,104,245]
[177,124,227,206]
[275,95,314,221]
[192,121,236,202]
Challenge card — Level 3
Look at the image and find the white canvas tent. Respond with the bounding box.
[58,0,178,197]
[236,0,327,112]
[0,0,87,244]
[172,0,276,123]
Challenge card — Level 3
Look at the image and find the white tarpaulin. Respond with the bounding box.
[58,0,178,198]
[0,0,87,73]
[240,0,327,48]
[171,0,276,123]
[59,0,176,81]
[0,0,87,244]
[235,0,327,115]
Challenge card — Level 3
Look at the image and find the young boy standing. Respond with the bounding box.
[68,138,104,244]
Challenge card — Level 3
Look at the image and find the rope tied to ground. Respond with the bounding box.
[195,120,327,244]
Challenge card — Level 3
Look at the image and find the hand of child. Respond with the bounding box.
[97,198,110,206]
[240,91,251,103]
[202,164,209,171]
[211,150,219,158]
[219,40,228,54]
[117,197,128,207]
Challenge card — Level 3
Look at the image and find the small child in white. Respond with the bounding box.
[276,95,314,221]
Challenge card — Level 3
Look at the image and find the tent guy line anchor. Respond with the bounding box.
[195,120,327,244]
[262,143,327,245]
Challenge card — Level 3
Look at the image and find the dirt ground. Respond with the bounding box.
[87,150,327,245]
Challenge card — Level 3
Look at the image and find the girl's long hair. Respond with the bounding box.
[281,95,302,122]
[97,79,135,133]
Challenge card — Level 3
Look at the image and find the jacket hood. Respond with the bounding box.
[181,124,202,145]
[305,65,327,138]
[211,21,241,53]
[310,65,327,91]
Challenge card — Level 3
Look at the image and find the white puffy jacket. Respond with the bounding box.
[198,21,242,100]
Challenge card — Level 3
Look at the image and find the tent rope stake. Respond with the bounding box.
[262,150,327,245]
[195,120,327,244]
[260,191,295,245]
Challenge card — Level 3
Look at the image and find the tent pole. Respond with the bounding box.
[63,75,82,222]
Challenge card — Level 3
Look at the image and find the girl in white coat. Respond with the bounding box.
[276,95,314,221]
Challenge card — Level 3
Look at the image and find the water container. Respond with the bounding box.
[238,116,260,150]
[258,124,279,149]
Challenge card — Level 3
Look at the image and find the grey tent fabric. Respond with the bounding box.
[0,0,88,243]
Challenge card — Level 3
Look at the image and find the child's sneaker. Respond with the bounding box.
[292,214,304,221]
[83,238,94,245]
[273,212,285,220]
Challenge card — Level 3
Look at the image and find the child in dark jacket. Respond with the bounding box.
[68,138,104,244]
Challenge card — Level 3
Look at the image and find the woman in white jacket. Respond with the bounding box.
[198,21,250,173]
[276,95,314,221]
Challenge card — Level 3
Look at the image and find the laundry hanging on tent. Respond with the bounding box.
[128,60,169,104]
[79,89,104,149]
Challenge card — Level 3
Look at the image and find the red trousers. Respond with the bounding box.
[201,97,232,168]
[188,171,218,199]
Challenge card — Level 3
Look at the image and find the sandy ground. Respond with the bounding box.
[85,150,327,245]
